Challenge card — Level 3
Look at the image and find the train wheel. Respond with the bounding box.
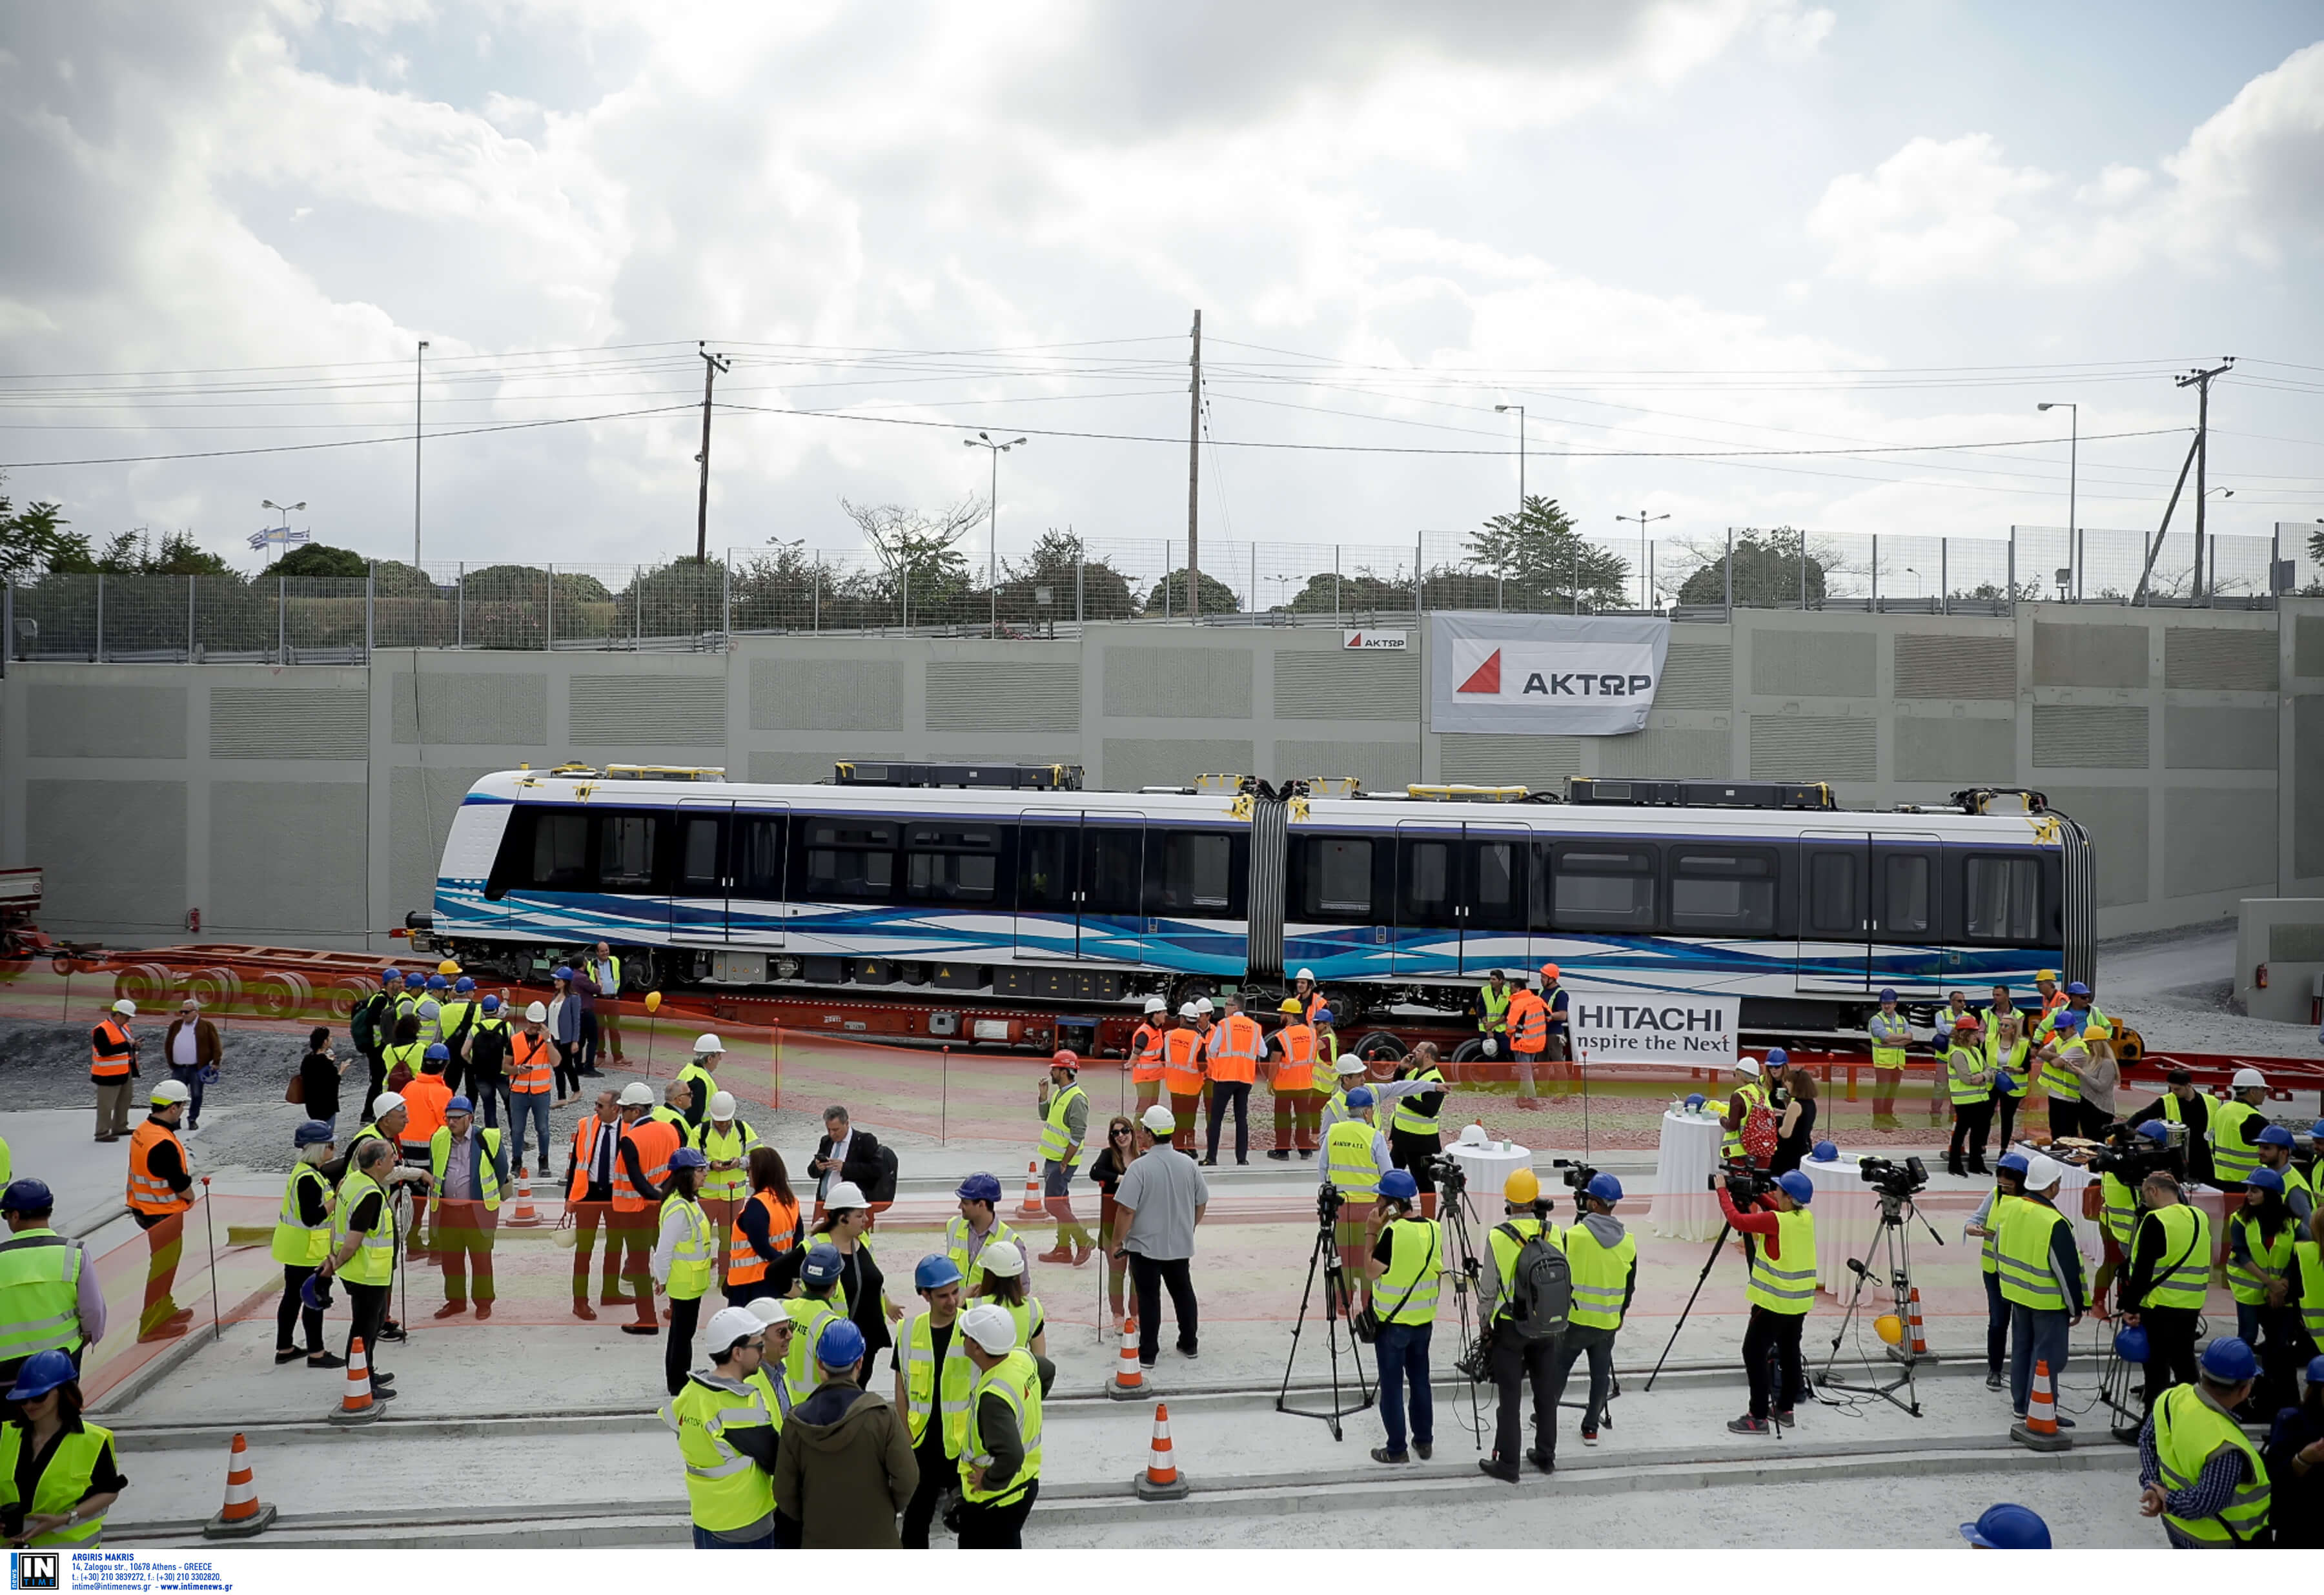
[1353,1029,1407,1063]
[252,971,314,1021]
[115,962,174,1006]
[185,965,243,1011]
[1170,975,1218,1012]
[326,977,371,1018]
[1319,988,1363,1029]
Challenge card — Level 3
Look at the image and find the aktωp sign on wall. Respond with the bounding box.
[1565,988,1738,1067]
[1427,613,1671,735]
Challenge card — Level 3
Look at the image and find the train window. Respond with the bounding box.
[1082,829,1143,917]
[906,824,1001,903]
[676,816,722,892]
[1299,837,1374,920]
[1880,855,1932,935]
[1400,839,1453,924]
[598,814,660,893]
[735,816,784,899]
[1018,826,1077,912]
[1473,838,1522,928]
[1156,831,1234,913]
[802,818,897,902]
[525,810,591,891]
[1669,849,1777,935]
[1552,845,1656,931]
[1804,852,1860,935]
[1964,855,2041,942]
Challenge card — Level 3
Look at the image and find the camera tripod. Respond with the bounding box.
[1276,1190,1374,1439]
[1431,1166,1487,1450]
[1817,1188,1944,1417]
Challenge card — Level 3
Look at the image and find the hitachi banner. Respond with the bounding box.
[1427,613,1672,735]
[1565,988,1739,1066]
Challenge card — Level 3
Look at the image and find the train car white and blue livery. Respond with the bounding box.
[426,766,2092,1031]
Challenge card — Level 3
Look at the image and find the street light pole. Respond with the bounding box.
[413,340,428,569]
[1494,403,1525,610]
[963,432,1027,636]
[1614,510,1669,610]
[2037,401,2078,598]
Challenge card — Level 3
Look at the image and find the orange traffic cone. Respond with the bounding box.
[505,1175,542,1229]
[1017,1159,1044,1218]
[1133,1400,1190,1501]
[329,1336,379,1426]
[2011,1358,2072,1452]
[1108,1314,1143,1400]
[1906,1286,1933,1360]
[202,1431,280,1538]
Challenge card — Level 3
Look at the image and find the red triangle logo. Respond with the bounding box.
[1456,648,1502,694]
[1346,633,1362,647]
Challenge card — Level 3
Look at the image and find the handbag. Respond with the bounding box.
[285,1072,306,1105]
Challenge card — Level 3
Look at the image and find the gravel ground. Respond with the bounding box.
[2094,923,2324,1057]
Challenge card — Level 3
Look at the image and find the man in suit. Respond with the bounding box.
[808,1106,886,1210]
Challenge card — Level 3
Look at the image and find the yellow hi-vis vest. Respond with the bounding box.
[1722,1081,1766,1161]
[2099,1171,2137,1245]
[2228,1214,2295,1307]
[270,1163,334,1266]
[782,1295,845,1395]
[1867,1010,1911,1070]
[2152,1383,2270,1545]
[1979,1188,2019,1275]
[2209,1099,2264,1186]
[1561,1220,1637,1330]
[1476,984,1511,1035]
[1036,1082,1086,1164]
[0,1227,85,1365]
[1986,1035,2031,1097]
[662,1194,717,1301]
[2039,1039,2086,1104]
[660,1374,775,1534]
[1323,1118,1381,1199]
[699,1119,756,1203]
[902,1311,977,1457]
[1745,1208,1817,1315]
[2137,1203,2210,1312]
[0,1420,115,1547]
[331,1169,396,1288]
[1376,1217,1442,1326]
[746,1361,796,1430]
[944,1217,1022,1295]
[427,1126,504,1215]
[676,1061,717,1122]
[961,1347,1043,1507]
[1391,1066,1445,1137]
[2297,1239,2324,1343]
[1997,1197,2073,1312]
[1946,1045,1991,1104]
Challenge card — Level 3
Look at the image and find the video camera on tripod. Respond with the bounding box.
[1707,1160,1777,1206]
[1551,1157,1597,1194]
[1425,1152,1469,1201]
[1856,1155,1929,1203]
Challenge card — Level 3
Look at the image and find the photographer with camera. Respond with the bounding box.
[1965,1152,2030,1390]
[1997,1154,2086,1424]
[1477,1170,1561,1481]
[1944,1015,1995,1177]
[1386,1043,1449,1221]
[1323,1087,1389,1319]
[2130,1070,2215,1186]
[2091,1120,2174,1316]
[2117,1170,2210,1414]
[1363,1170,1443,1466]
[1554,1172,1636,1450]
[1717,1169,1817,1433]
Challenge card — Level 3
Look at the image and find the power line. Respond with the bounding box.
[0,403,698,470]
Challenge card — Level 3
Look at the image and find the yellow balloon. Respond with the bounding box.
[1873,1313,1904,1347]
[644,990,662,1013]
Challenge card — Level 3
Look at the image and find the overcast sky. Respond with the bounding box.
[3,1,2321,596]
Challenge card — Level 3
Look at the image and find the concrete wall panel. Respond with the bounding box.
[1103,647,1252,718]
[1749,715,1877,782]
[1274,739,1420,790]
[748,658,902,732]
[2165,706,2277,770]
[211,686,369,760]
[1893,715,2016,783]
[2045,786,2149,908]
[926,660,1081,734]
[2166,786,2274,897]
[1438,733,1584,787]
[1598,727,1733,780]
[390,766,498,922]
[390,673,549,745]
[26,778,187,933]
[748,750,848,784]
[1894,634,2015,700]
[209,781,367,933]
[28,684,187,758]
[2031,705,2149,769]
[1655,642,1733,711]
[2296,616,2324,680]
[2033,622,2148,687]
[568,675,726,747]
[1101,738,1253,792]
[1274,649,1421,720]
[1749,631,1875,698]
[2297,695,2324,879]
[2165,627,2278,692]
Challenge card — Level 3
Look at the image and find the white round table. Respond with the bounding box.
[2005,1141,2103,1272]
[1444,1138,1532,1207]
[1649,1109,1725,1242]
[1797,1152,1879,1296]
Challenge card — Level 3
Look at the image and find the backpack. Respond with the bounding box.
[1497,1221,1572,1343]
[871,1143,900,1204]
[351,993,385,1053]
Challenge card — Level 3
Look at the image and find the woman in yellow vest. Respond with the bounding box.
[272,1120,341,1368]
[971,1241,1047,1359]
[1984,1010,2032,1155]
[1364,1169,1442,1465]
[1718,1168,1817,1433]
[954,1303,1045,1549]
[653,1148,718,1399]
[697,1090,759,1280]
[2227,1169,2301,1390]
[0,1352,123,1547]
[2140,1336,2270,1546]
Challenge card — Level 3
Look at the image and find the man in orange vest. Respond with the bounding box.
[399,1047,454,1252]
[1505,977,1549,1109]
[614,1081,679,1335]
[1129,997,1168,1118]
[504,1001,557,1177]
[127,1079,197,1342]
[562,1087,626,1319]
[90,999,140,1143]
[1160,1004,1207,1154]
[1292,968,1325,1023]
[1267,998,1322,1161]
[1203,994,1263,1167]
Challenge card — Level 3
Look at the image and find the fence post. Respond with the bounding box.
[1414,534,1423,615]
[723,551,733,639]
[1165,538,1173,621]
[456,562,465,650]
[1075,550,1084,626]
[1939,538,1949,616]
[1799,527,1808,611]
[1870,534,1880,613]
[635,564,644,650]
[186,574,196,662]
[1250,543,1258,618]
[902,562,910,633]
[365,565,375,659]
[2,582,11,676]
[2205,534,2215,607]
[94,573,104,663]
[2008,529,2016,614]
[813,562,821,633]
[546,564,555,651]
[278,574,287,662]
[1334,545,1341,620]
[1724,527,1733,620]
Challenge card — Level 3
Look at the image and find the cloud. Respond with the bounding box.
[1807,134,2052,286]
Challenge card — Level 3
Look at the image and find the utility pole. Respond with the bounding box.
[413,340,428,568]
[1494,403,1525,610]
[2037,401,2077,598]
[963,432,1026,637]
[1186,309,1202,621]
[695,343,731,564]
[1615,510,1669,609]
[2176,358,2233,598]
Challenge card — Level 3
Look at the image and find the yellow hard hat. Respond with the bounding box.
[437,959,462,976]
[2035,969,2058,982]
[1503,1168,1540,1204]
[1279,998,1303,1015]
[1874,1313,1904,1347]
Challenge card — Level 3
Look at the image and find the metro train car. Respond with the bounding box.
[423,763,2091,1032]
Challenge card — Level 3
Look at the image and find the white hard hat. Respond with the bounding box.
[2022,1153,2063,1190]
[706,1305,763,1356]
[709,1090,737,1119]
[617,1082,655,1107]
[524,1001,548,1022]
[824,1181,869,1210]
[1295,968,1315,982]
[694,1033,725,1055]
[1144,996,1168,1015]
[745,1296,790,1328]
[150,1079,192,1106]
[959,1303,1018,1356]
[1177,1002,1199,1019]
[977,1239,1026,1279]
[1336,1056,1367,1075]
[1194,996,1214,1014]
[2232,1068,2267,1090]
[1141,1103,1178,1135]
[371,1090,405,1116]
[1734,1057,1762,1077]
[112,999,138,1017]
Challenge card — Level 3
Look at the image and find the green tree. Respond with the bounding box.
[144,531,235,577]
[276,544,370,579]
[1677,527,1828,606]
[999,529,1139,620]
[842,495,981,620]
[1464,495,1631,611]
[1144,567,1241,616]
[1287,569,1414,613]
[0,485,83,581]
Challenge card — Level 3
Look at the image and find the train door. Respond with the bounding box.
[671,799,731,943]
[671,799,788,948]
[726,806,788,950]
[1795,831,1870,994]
[1460,822,1531,975]
[1392,823,1460,975]
[1015,810,1081,960]
[1871,831,1946,997]
[1077,816,1147,967]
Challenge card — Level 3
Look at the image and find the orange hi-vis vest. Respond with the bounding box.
[1300,990,1325,1022]
[617,1117,680,1212]
[1208,1013,1263,1084]
[724,1189,802,1287]
[1507,989,1549,1052]
[1161,1028,1205,1098]
[1273,1022,1319,1092]
[401,1075,452,1144]
[509,1031,555,1095]
[568,1115,621,1203]
[128,1119,192,1216]
[1130,1024,1167,1084]
[92,1019,136,1080]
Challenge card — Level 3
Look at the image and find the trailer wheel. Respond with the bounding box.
[326,977,371,1018]
[185,966,243,1011]
[115,962,175,1006]
[252,971,314,1021]
[1353,1029,1407,1063]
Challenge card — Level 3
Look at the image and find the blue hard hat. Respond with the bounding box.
[2064,981,2091,997]
[446,1095,474,1115]
[1,1178,55,1213]
[669,1146,708,1172]
[954,1172,1003,1204]
[481,995,501,1012]
[1765,1047,1788,1066]
[302,1271,334,1314]
[1809,1141,1838,1163]
[454,976,475,993]
[1777,1171,1815,1204]
[2114,1325,2150,1365]
[1378,1170,1419,1202]
[1585,1172,1624,1205]
[1877,988,1897,1002]
[427,974,449,990]
[1959,1504,2052,1550]
[2257,1124,2296,1148]
[1684,1093,1707,1113]
[2307,1355,2324,1388]
[1346,1086,1375,1110]
[4,1350,78,1402]
[1312,1006,1334,1025]
[424,1042,450,1061]
[294,1120,335,1147]
[380,968,404,984]
[800,1242,844,1286]
[2201,1337,2259,1383]
[817,1318,867,1368]
[2050,1008,2084,1030]
[553,965,575,980]
[2246,1167,2285,1194]
[2313,1121,2324,1140]
[915,1254,964,1292]
[1996,1150,2031,1175]
[1994,1072,2017,1093]
[2135,1121,2172,1143]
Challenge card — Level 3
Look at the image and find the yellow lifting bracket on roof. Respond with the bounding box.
[1405,784,1530,803]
